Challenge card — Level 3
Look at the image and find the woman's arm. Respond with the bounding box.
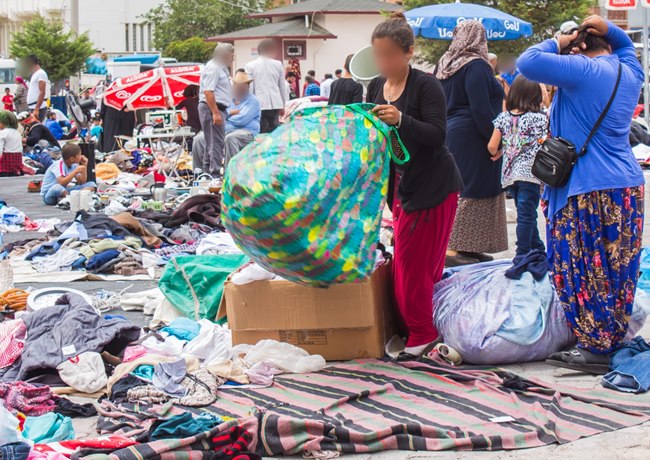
[487,128,502,156]
[398,74,447,149]
[606,21,644,83]
[518,40,590,89]
[464,62,502,140]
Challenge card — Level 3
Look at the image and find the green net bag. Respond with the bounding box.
[222,103,408,286]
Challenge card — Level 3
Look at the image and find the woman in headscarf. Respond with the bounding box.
[13,77,28,114]
[0,111,24,176]
[437,21,508,265]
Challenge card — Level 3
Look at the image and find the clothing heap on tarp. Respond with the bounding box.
[0,201,60,234]
[5,194,236,282]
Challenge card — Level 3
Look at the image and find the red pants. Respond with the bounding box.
[392,192,458,347]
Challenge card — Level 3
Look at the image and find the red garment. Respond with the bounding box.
[2,93,13,111]
[33,435,138,457]
[0,152,23,175]
[392,191,458,347]
[0,381,57,415]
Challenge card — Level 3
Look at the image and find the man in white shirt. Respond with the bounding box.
[320,73,334,99]
[198,44,234,178]
[245,39,286,133]
[25,55,50,122]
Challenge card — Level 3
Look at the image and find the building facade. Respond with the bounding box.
[0,0,164,57]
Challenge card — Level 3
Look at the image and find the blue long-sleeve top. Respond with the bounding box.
[225,93,261,136]
[518,21,644,223]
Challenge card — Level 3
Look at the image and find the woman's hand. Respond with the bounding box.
[490,150,503,161]
[582,15,609,37]
[372,104,401,126]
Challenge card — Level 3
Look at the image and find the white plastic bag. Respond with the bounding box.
[243,339,326,374]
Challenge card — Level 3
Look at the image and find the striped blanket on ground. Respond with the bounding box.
[98,359,650,456]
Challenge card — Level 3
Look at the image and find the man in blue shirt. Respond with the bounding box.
[499,57,520,86]
[223,70,261,171]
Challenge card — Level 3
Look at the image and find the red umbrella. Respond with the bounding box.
[103,65,202,110]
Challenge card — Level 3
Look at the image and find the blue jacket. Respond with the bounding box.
[44,119,65,140]
[225,93,261,136]
[518,21,644,222]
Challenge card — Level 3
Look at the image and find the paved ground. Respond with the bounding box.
[4,173,650,458]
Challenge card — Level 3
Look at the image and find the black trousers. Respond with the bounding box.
[260,109,280,133]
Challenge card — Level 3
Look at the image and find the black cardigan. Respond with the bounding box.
[367,67,463,212]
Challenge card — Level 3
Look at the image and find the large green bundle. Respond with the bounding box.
[222,103,407,286]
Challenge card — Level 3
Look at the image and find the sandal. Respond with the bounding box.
[445,253,478,267]
[459,251,494,262]
[546,346,610,375]
[395,339,441,362]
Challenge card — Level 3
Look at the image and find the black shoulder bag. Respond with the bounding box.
[532,62,622,187]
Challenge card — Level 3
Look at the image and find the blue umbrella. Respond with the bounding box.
[405,0,533,41]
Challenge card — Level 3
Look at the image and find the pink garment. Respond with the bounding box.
[122,345,148,363]
[0,319,26,368]
[392,191,458,347]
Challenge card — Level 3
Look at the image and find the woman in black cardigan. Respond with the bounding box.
[368,13,463,360]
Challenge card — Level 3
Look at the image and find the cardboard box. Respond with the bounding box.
[219,263,393,361]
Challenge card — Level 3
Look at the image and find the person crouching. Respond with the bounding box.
[41,143,96,205]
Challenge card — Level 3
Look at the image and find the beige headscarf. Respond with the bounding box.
[435,20,490,80]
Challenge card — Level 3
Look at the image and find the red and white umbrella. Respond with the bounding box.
[103,65,202,110]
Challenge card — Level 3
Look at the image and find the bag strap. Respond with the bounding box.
[347,103,411,165]
[578,61,622,156]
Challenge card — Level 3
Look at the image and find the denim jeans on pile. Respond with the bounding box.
[509,181,545,256]
[603,336,650,393]
[0,442,31,460]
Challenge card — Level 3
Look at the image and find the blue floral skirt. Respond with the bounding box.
[544,186,645,354]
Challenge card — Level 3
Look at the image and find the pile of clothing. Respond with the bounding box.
[0,201,60,234]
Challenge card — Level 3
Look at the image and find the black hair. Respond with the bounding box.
[562,25,611,55]
[286,71,296,78]
[371,12,414,53]
[183,84,199,98]
[307,70,316,76]
[344,54,354,73]
[305,75,315,83]
[335,69,342,75]
[4,87,9,91]
[506,75,543,113]
[26,55,40,66]
[324,73,333,79]
[62,142,82,160]
[236,67,245,73]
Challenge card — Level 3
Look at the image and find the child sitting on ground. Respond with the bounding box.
[488,75,548,259]
[41,142,96,205]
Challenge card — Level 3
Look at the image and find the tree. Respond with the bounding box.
[165,37,215,63]
[145,0,271,51]
[403,0,595,64]
[10,15,95,83]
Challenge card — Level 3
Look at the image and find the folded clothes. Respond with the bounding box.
[23,412,75,443]
[603,336,650,394]
[0,381,57,415]
[505,249,549,281]
[149,412,223,441]
[161,318,200,341]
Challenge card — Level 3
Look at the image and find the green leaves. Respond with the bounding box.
[145,0,270,51]
[403,0,595,64]
[165,37,215,63]
[10,16,95,83]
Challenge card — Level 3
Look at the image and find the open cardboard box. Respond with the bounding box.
[217,262,394,361]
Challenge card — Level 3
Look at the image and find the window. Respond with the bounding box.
[125,23,129,51]
[147,23,153,51]
[283,40,306,60]
[140,24,144,51]
[0,68,15,84]
[132,23,137,53]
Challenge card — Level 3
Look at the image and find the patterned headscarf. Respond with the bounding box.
[435,20,489,80]
[0,110,18,129]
